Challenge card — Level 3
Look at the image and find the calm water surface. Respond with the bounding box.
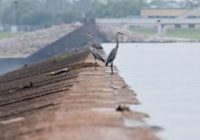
[103,43,200,140]
[0,59,23,75]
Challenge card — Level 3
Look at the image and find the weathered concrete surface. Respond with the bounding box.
[0,49,159,140]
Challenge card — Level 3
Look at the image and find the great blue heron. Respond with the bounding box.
[105,32,125,74]
[90,47,105,70]
[86,33,105,70]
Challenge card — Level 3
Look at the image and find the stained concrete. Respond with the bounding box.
[0,49,159,140]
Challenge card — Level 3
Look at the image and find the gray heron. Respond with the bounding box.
[86,33,105,70]
[90,47,105,70]
[105,32,125,74]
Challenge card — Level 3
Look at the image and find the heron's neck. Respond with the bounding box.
[116,34,119,50]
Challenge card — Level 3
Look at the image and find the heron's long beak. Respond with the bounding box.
[120,32,126,35]
[117,32,126,36]
[117,32,129,38]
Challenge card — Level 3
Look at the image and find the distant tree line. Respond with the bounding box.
[0,0,147,26]
[149,0,200,8]
[0,0,199,27]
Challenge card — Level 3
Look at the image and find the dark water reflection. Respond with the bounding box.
[0,58,24,75]
[103,43,200,140]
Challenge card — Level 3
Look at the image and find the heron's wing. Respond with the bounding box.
[90,49,96,58]
[95,51,105,62]
[92,40,103,49]
[90,47,105,62]
[106,48,116,66]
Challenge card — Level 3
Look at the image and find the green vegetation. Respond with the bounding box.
[166,29,200,40]
[131,27,200,40]
[0,0,147,26]
[55,52,73,61]
[131,27,157,35]
[1,0,200,27]
[0,32,18,40]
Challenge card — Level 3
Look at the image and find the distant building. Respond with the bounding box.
[140,8,200,29]
[141,8,200,19]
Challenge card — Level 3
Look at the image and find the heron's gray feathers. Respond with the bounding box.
[92,42,103,49]
[106,48,117,66]
[90,47,105,63]
[105,32,124,67]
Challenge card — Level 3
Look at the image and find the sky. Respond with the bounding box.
[148,0,184,2]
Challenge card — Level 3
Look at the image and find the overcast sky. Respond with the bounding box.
[148,0,184,2]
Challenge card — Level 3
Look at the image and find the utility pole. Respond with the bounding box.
[11,0,18,33]
[0,0,3,31]
[13,1,17,25]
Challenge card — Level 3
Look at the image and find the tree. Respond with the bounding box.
[94,0,147,18]
[184,0,200,8]
[0,0,148,26]
[150,0,168,7]
[45,0,70,14]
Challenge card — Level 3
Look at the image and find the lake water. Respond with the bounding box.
[0,59,23,76]
[103,43,200,140]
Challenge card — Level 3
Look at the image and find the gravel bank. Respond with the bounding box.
[0,24,80,59]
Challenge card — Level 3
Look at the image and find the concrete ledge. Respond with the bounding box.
[0,49,159,140]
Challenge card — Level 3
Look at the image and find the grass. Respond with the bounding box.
[0,32,18,40]
[130,27,200,40]
[166,28,200,40]
[131,27,157,36]
[54,52,73,61]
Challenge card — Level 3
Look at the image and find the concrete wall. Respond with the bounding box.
[141,8,200,18]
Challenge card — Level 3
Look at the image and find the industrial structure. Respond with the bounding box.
[141,8,200,19]
[140,8,200,28]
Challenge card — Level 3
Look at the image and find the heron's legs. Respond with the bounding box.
[111,63,113,74]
